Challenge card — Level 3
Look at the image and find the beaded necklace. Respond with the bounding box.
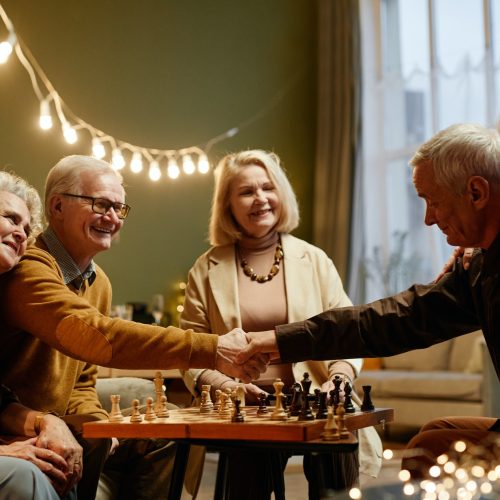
[238,239,284,283]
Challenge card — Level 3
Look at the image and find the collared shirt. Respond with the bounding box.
[41,227,96,289]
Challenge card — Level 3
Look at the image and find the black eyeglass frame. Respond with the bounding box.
[61,193,131,219]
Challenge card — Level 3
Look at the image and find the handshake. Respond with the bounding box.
[215,328,280,382]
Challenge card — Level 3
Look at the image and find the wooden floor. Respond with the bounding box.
[181,427,416,499]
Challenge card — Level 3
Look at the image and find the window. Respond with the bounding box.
[356,0,499,302]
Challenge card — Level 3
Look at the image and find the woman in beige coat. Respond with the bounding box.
[181,150,382,498]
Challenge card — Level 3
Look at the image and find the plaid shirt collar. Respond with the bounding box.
[41,227,96,289]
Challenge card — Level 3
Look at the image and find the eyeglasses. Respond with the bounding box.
[62,193,131,220]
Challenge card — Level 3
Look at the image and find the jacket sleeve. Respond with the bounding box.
[180,257,217,395]
[0,385,19,416]
[1,248,218,371]
[277,261,480,363]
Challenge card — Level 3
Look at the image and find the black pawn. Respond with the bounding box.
[312,388,321,411]
[257,392,269,416]
[343,381,356,413]
[289,383,302,417]
[301,372,312,396]
[361,385,375,411]
[232,398,245,422]
[298,388,314,421]
[315,391,329,419]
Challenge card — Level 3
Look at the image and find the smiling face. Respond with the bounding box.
[0,191,31,274]
[229,164,281,239]
[50,171,125,269]
[413,163,486,247]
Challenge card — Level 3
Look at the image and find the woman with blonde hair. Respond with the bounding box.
[181,150,382,499]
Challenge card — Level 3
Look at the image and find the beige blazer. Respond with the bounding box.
[180,233,382,477]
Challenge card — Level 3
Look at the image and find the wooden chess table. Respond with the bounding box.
[84,407,393,499]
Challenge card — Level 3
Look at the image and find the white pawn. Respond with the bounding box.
[214,389,222,411]
[218,392,231,418]
[225,388,234,411]
[235,384,246,408]
[157,395,169,418]
[321,405,339,441]
[130,398,143,423]
[336,402,349,438]
[144,396,157,421]
[200,390,214,414]
[109,394,124,422]
[271,379,287,421]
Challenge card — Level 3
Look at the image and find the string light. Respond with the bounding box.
[0,3,301,184]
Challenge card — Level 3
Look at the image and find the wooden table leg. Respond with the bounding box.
[214,451,228,499]
[168,442,190,500]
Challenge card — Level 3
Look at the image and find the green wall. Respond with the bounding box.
[0,1,317,310]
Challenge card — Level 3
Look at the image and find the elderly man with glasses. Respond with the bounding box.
[0,155,268,500]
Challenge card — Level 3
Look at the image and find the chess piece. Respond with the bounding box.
[130,398,143,422]
[157,395,169,418]
[154,371,165,414]
[332,375,342,413]
[315,391,329,420]
[109,394,124,422]
[321,405,340,441]
[361,385,375,411]
[343,381,356,413]
[218,391,231,418]
[289,383,303,417]
[214,389,222,411]
[225,388,234,411]
[336,402,349,438]
[300,372,312,397]
[235,384,246,408]
[201,384,214,411]
[298,386,314,421]
[271,379,287,421]
[257,392,269,417]
[312,388,321,411]
[144,396,157,421]
[200,389,214,414]
[231,398,245,422]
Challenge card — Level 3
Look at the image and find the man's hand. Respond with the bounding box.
[36,414,83,495]
[216,328,270,383]
[0,438,69,488]
[435,247,474,282]
[236,330,280,364]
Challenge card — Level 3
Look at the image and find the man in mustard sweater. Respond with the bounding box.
[0,155,268,499]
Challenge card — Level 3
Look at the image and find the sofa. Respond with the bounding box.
[354,330,500,430]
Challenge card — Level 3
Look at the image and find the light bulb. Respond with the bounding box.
[197,154,210,174]
[92,138,106,159]
[0,33,16,64]
[39,100,53,130]
[167,158,180,179]
[111,148,125,170]
[148,160,161,181]
[182,154,195,175]
[130,152,143,173]
[62,122,77,144]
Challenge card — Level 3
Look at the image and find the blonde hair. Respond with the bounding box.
[209,150,300,246]
[0,171,43,242]
[45,155,124,222]
[410,123,500,194]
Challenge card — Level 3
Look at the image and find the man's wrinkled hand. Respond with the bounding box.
[216,328,270,382]
[236,330,280,364]
[36,414,83,495]
[435,247,474,282]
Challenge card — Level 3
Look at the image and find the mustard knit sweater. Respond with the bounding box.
[0,237,217,417]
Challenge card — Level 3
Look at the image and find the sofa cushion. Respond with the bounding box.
[96,377,156,412]
[355,370,482,401]
[448,330,483,373]
[382,341,451,371]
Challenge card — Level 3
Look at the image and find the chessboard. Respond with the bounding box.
[83,406,393,442]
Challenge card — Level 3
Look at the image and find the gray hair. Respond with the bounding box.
[0,171,43,241]
[410,123,500,194]
[209,149,300,246]
[45,155,124,222]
